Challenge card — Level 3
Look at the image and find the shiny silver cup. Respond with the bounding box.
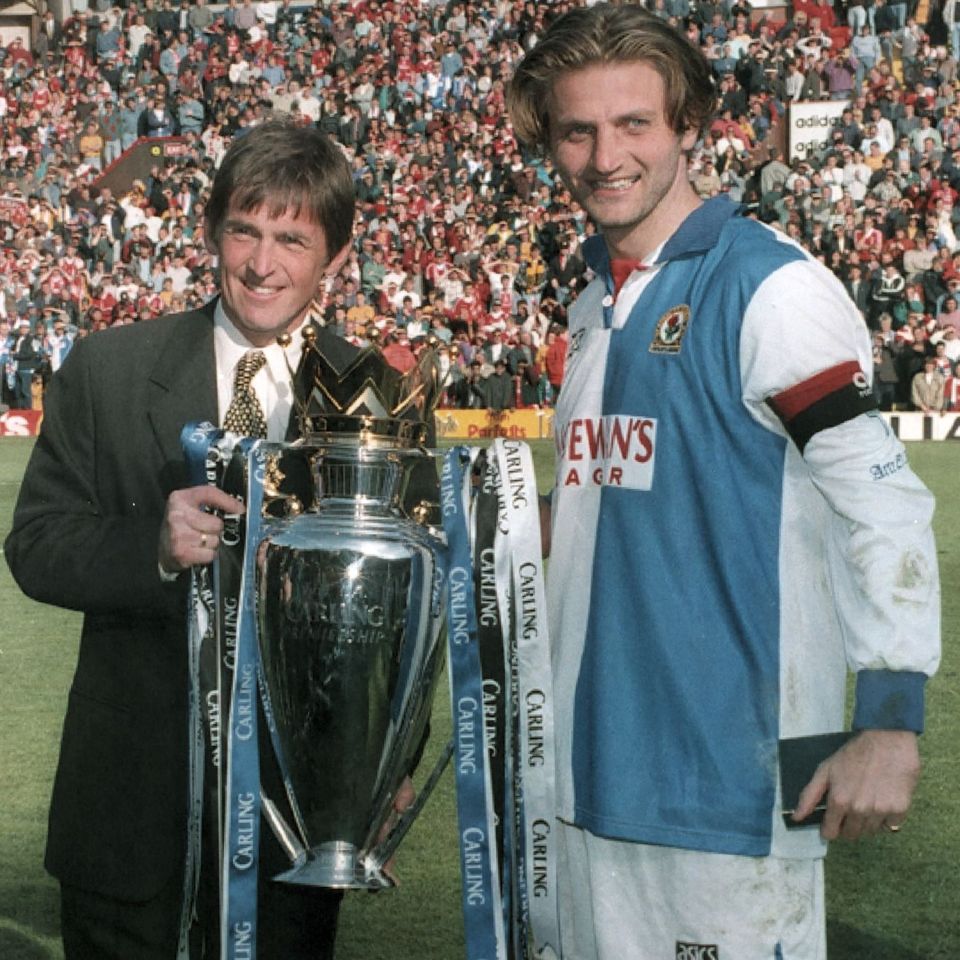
[254,335,446,890]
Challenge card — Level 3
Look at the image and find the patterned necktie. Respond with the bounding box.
[223,350,268,439]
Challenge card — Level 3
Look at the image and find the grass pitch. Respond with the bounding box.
[0,437,957,959]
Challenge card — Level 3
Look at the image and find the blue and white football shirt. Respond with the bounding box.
[548,197,940,859]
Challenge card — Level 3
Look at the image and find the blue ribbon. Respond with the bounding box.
[220,440,266,960]
[441,447,505,960]
[182,421,223,487]
[180,422,226,957]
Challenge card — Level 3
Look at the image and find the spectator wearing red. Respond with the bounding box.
[544,326,569,402]
[381,331,416,373]
[449,280,487,336]
[854,213,884,262]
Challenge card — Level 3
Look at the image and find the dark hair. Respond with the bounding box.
[205,118,355,255]
[507,2,715,155]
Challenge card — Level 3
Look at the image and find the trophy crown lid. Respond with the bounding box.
[288,325,441,445]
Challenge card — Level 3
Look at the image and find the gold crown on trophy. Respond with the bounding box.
[279,325,443,446]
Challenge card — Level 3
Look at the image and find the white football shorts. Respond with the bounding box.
[557,821,826,960]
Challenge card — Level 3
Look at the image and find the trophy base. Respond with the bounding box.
[271,841,396,891]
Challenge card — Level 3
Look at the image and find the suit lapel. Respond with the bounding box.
[147,306,219,471]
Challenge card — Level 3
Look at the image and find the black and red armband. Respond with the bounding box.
[767,361,878,454]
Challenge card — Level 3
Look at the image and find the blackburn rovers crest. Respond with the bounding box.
[650,305,691,355]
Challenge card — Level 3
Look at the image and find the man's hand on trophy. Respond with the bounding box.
[378,776,417,885]
[159,486,246,575]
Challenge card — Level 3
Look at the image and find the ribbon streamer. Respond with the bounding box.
[441,446,508,960]
[443,442,562,960]
[219,440,266,960]
[491,439,561,960]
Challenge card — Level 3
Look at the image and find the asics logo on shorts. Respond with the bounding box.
[676,943,719,960]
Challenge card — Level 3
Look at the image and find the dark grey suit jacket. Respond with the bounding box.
[6,306,220,899]
[5,305,369,900]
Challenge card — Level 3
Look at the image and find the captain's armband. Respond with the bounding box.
[767,361,877,454]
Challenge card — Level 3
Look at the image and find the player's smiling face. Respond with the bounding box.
[212,201,339,347]
[547,60,699,260]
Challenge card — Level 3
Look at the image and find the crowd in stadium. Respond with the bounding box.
[1,0,960,413]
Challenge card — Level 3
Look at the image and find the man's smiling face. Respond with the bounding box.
[212,201,340,346]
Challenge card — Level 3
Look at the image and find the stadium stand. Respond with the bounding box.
[1,0,959,416]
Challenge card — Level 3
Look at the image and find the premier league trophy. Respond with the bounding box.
[253,326,447,890]
[184,328,565,959]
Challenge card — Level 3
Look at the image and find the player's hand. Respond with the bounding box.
[793,730,920,840]
[158,486,246,574]
[378,776,416,885]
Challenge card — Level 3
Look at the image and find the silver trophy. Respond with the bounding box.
[253,327,447,890]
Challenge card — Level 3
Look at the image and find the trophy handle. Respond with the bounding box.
[367,738,455,871]
[261,789,308,867]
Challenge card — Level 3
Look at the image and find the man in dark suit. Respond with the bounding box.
[34,10,63,60]
[843,262,872,322]
[5,120,372,959]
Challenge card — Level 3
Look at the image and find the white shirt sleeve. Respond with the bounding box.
[740,254,940,728]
